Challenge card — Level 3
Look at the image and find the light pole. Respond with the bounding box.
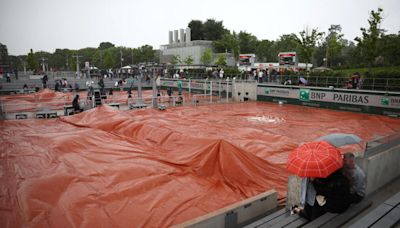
[131,49,134,65]
[40,57,47,73]
[72,55,82,77]
[120,49,123,68]
[66,55,69,71]
[18,57,26,75]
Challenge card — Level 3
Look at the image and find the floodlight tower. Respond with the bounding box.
[72,55,82,77]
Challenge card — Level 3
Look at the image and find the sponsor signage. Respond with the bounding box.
[258,86,400,109]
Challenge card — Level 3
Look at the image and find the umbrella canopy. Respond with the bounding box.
[286,141,343,178]
[316,133,361,147]
[299,77,308,84]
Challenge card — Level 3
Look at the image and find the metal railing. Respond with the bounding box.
[176,73,400,92]
[364,132,400,157]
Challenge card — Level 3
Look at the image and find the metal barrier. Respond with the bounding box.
[364,132,400,158]
[181,74,400,92]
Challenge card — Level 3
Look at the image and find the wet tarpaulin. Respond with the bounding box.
[1,102,400,227]
[0,89,197,113]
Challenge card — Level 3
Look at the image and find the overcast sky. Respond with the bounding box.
[1,0,399,55]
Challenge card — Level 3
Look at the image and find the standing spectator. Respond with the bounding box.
[127,86,132,98]
[14,69,18,80]
[98,78,105,89]
[258,70,263,83]
[6,72,11,82]
[42,74,48,88]
[74,82,80,92]
[55,80,60,91]
[351,72,360,89]
[219,68,224,79]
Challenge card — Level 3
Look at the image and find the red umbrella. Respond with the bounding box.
[286,141,343,178]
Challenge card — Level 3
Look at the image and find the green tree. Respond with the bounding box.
[378,34,400,66]
[137,45,156,63]
[188,20,204,40]
[274,34,301,60]
[238,31,258,54]
[255,39,275,62]
[0,43,8,67]
[203,19,227,41]
[171,55,182,65]
[184,55,194,65]
[27,49,38,71]
[200,48,213,65]
[77,47,97,67]
[98,42,115,50]
[355,8,384,66]
[296,28,323,69]
[103,48,118,68]
[215,54,227,66]
[50,49,72,70]
[325,25,344,67]
[213,32,240,59]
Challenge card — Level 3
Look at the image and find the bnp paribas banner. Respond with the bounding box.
[258,86,400,109]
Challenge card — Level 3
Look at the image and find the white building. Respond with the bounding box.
[160,28,235,66]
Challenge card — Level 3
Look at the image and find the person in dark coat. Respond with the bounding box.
[313,169,351,213]
[294,169,351,221]
[72,94,83,113]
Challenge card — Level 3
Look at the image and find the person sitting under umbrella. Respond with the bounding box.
[287,141,352,220]
[293,169,351,220]
[343,152,366,204]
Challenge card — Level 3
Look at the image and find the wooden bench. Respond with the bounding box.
[15,113,28,119]
[108,103,120,109]
[349,191,400,228]
[244,200,372,228]
[243,208,308,228]
[129,104,147,109]
[302,199,372,228]
[64,105,74,116]
[36,111,58,119]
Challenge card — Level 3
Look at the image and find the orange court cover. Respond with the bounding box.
[1,102,400,227]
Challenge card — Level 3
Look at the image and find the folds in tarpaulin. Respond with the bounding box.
[0,105,288,227]
[1,103,400,227]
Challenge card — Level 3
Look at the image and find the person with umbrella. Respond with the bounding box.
[343,152,366,204]
[287,141,351,220]
[299,77,308,86]
[316,133,366,204]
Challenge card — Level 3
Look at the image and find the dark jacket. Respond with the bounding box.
[313,169,351,213]
[72,97,80,111]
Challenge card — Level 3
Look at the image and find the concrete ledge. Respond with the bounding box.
[362,144,400,195]
[173,189,277,228]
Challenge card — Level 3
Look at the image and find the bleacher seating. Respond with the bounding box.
[108,103,120,109]
[349,191,400,228]
[64,105,75,116]
[245,199,372,228]
[36,111,58,119]
[15,113,28,119]
[129,104,147,109]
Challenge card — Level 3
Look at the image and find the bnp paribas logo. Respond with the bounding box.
[264,88,270,95]
[381,97,389,105]
[299,89,310,101]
